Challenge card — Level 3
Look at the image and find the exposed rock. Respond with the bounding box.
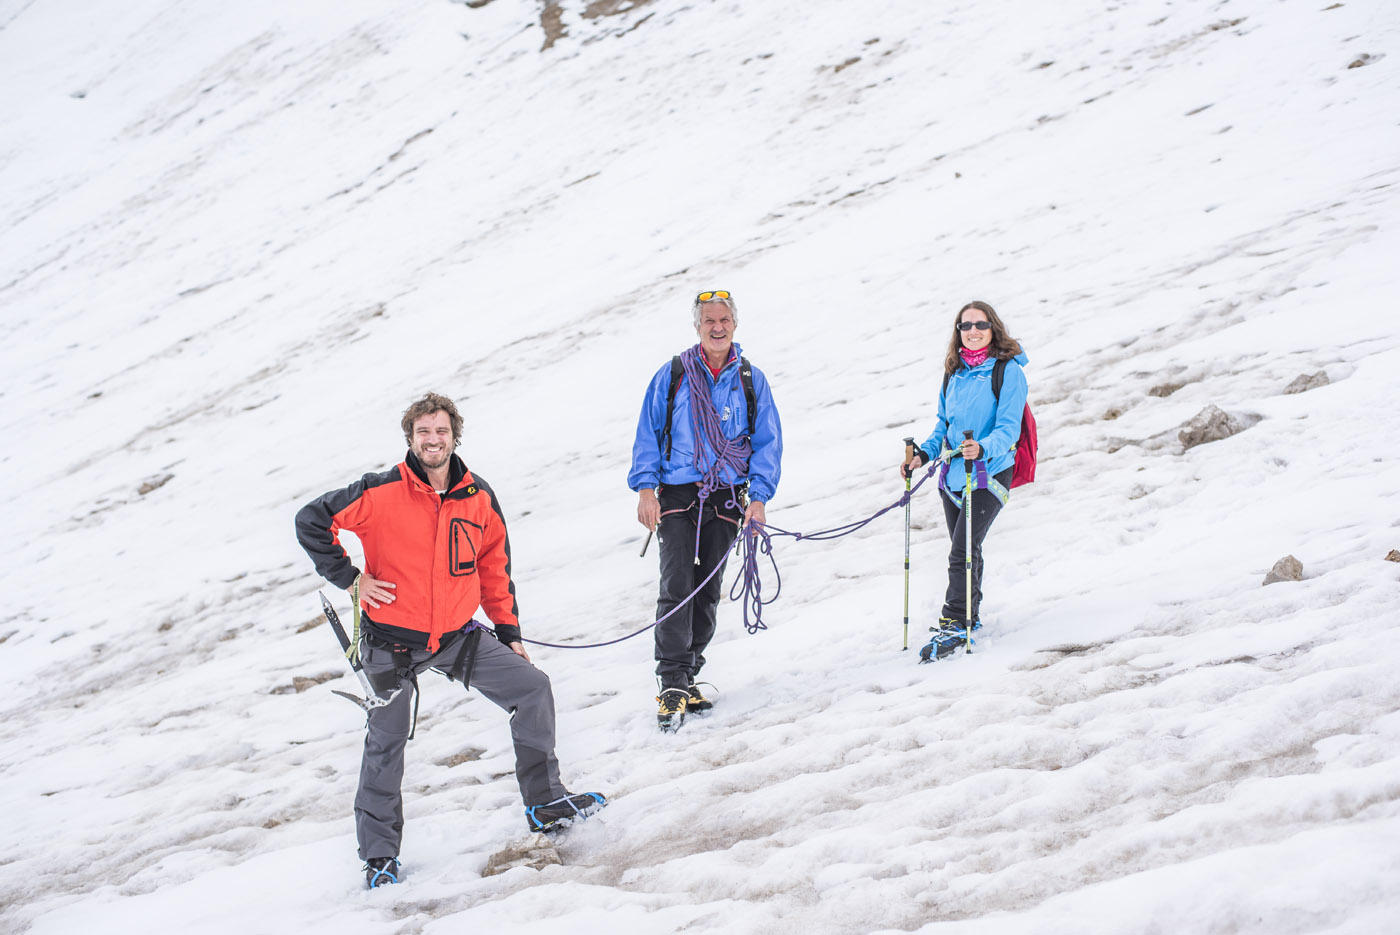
[296,615,324,633]
[583,0,655,18]
[539,2,565,50]
[138,473,174,495]
[292,672,341,693]
[482,835,561,876]
[1178,405,1244,450]
[1283,371,1329,394]
[270,672,341,695]
[1263,554,1303,585]
[1148,382,1185,398]
[439,747,487,767]
[1385,549,1400,563]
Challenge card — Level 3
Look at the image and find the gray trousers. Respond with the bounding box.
[355,630,568,860]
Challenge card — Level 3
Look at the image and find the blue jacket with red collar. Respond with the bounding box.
[628,342,783,503]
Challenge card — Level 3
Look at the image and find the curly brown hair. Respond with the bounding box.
[942,300,1023,377]
[400,392,463,448]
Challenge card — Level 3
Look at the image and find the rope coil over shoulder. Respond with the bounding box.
[680,346,754,564]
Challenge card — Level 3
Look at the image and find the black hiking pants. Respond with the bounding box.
[654,482,742,691]
[939,467,1013,624]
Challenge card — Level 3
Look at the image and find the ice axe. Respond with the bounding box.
[319,591,399,713]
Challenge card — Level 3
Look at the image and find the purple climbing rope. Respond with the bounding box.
[681,344,753,562]
[729,458,945,634]
[518,543,731,650]
[520,458,949,650]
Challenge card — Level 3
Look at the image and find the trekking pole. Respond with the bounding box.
[902,437,916,651]
[640,528,653,557]
[962,430,975,656]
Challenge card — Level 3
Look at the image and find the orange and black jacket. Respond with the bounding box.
[295,451,520,652]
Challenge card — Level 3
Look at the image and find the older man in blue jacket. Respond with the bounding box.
[629,290,783,731]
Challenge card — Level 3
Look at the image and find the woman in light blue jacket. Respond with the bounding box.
[900,300,1028,642]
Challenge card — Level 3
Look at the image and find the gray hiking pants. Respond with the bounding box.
[355,629,568,860]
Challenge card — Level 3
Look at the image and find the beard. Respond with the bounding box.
[415,445,451,469]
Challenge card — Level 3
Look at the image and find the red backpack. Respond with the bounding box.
[943,358,1037,488]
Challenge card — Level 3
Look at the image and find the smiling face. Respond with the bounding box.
[409,409,455,471]
[696,301,737,360]
[958,305,992,352]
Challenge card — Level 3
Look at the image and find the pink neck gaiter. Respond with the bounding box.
[959,346,991,369]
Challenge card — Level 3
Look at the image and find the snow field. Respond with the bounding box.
[2,0,1399,931]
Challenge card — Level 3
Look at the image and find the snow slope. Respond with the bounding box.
[2,0,1398,932]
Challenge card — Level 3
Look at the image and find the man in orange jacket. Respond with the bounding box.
[296,392,604,888]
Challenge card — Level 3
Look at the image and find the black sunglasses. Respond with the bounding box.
[957,321,992,332]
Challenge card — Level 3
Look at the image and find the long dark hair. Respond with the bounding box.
[942,300,1022,377]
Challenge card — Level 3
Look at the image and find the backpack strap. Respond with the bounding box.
[739,356,756,436]
[991,357,1007,401]
[662,355,683,460]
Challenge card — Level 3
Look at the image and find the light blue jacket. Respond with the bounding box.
[628,343,783,503]
[919,352,1029,493]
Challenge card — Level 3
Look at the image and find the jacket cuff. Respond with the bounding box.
[331,566,361,590]
[494,624,522,646]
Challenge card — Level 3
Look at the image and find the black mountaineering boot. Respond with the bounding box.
[919,628,966,662]
[918,617,980,663]
[525,792,608,834]
[364,856,401,889]
[657,687,689,732]
[686,681,714,713]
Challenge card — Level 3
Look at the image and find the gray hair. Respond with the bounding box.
[692,293,739,328]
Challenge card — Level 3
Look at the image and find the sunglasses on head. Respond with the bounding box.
[957,321,992,332]
[696,290,732,302]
